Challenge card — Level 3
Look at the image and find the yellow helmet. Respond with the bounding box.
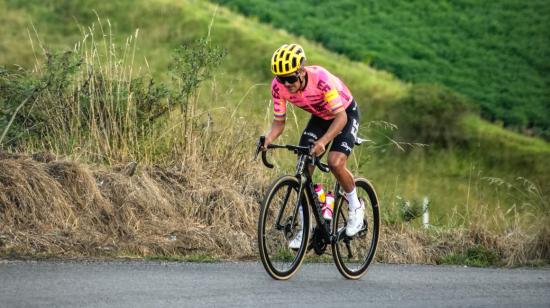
[271,44,306,75]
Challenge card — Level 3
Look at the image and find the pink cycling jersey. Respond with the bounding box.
[271,65,353,121]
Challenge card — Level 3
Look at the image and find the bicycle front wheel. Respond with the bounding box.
[331,177,380,279]
[258,175,310,280]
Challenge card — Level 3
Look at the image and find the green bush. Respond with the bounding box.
[387,84,477,148]
[439,245,500,267]
[399,197,423,222]
[0,52,81,146]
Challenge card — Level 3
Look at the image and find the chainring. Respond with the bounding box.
[311,226,327,255]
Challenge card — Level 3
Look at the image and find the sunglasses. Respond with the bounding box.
[276,73,300,84]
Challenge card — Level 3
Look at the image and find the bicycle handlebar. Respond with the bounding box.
[254,136,330,173]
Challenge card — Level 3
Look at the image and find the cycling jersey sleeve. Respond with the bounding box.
[325,88,345,114]
[271,80,286,121]
[318,71,346,114]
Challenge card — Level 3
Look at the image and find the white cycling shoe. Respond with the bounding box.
[288,230,303,250]
[346,199,365,237]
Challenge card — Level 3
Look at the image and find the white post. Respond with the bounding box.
[422,197,429,229]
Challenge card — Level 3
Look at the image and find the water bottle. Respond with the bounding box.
[323,191,334,220]
[314,183,326,205]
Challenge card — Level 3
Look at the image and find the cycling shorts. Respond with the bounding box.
[299,100,360,156]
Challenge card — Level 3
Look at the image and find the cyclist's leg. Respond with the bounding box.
[327,100,364,236]
[327,99,360,191]
[299,115,330,174]
[327,152,354,191]
[327,139,355,193]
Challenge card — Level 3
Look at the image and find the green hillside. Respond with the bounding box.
[212,0,550,138]
[1,0,549,227]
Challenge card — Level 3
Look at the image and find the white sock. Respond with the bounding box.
[345,188,361,211]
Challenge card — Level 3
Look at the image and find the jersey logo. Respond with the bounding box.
[340,142,352,152]
[272,84,281,100]
[303,131,318,139]
[312,101,328,112]
[314,105,325,112]
[316,80,331,92]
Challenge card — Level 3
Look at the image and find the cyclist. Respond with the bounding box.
[262,43,364,248]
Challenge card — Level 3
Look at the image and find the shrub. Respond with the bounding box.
[439,245,500,267]
[387,84,477,148]
[399,197,423,222]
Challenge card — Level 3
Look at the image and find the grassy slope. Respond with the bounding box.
[212,0,550,135]
[0,0,549,223]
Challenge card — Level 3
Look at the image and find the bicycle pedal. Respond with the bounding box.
[357,220,369,235]
[335,227,350,242]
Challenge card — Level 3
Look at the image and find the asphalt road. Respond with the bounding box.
[0,260,549,307]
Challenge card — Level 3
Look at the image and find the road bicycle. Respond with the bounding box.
[254,136,380,280]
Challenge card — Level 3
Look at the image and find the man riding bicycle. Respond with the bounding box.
[262,43,364,248]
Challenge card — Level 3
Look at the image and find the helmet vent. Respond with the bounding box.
[271,44,306,75]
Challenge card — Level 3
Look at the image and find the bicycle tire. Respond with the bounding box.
[331,177,380,279]
[258,175,311,280]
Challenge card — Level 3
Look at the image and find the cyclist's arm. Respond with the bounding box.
[267,81,287,148]
[264,119,285,149]
[318,110,347,147]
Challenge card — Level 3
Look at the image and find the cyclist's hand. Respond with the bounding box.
[256,135,270,153]
[261,136,273,151]
[310,140,326,156]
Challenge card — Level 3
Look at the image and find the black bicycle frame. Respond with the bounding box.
[274,153,343,244]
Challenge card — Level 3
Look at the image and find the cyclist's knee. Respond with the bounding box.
[327,152,347,170]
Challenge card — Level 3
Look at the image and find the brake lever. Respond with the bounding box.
[254,135,266,161]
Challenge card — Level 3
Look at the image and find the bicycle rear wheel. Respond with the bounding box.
[331,178,380,279]
[258,175,310,280]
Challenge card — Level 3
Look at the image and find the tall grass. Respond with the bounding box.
[0,16,229,165]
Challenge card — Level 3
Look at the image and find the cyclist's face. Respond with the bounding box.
[277,71,302,93]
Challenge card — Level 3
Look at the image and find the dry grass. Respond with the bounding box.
[0,149,268,259]
[379,206,550,266]
[1,151,548,265]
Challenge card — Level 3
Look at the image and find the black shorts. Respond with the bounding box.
[299,100,360,156]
